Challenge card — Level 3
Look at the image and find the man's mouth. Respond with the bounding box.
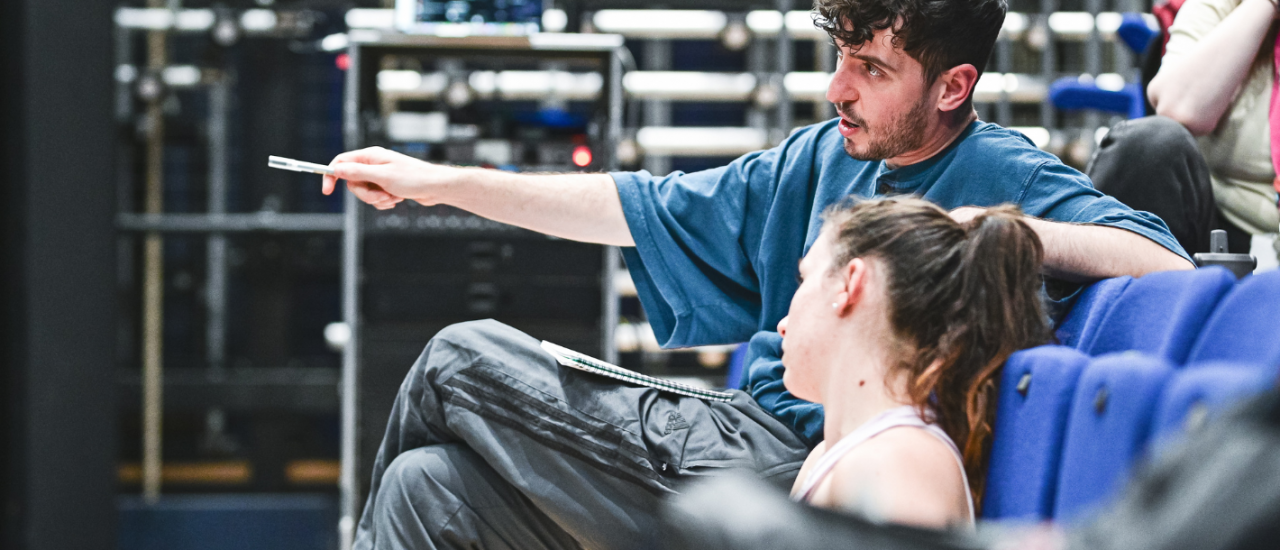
[837,116,861,138]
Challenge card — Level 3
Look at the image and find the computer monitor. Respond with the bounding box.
[395,0,543,36]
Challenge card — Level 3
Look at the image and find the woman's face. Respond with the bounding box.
[778,230,845,403]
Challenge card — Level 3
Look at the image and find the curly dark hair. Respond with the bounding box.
[813,0,1006,84]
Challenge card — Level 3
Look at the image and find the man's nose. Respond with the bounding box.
[826,65,858,105]
[777,316,789,337]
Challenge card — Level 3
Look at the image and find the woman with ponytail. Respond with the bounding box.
[781,197,1051,528]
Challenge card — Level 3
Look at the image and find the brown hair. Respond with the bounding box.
[820,197,1051,508]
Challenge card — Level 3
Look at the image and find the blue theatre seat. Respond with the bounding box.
[725,343,749,390]
[1055,276,1133,350]
[1080,268,1235,363]
[984,346,1090,521]
[1152,362,1279,445]
[1054,353,1173,524]
[1185,270,1280,366]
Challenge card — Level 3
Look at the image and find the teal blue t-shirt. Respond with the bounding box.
[611,119,1188,445]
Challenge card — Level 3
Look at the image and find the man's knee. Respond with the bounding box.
[406,319,549,395]
[431,319,520,353]
[1098,115,1199,162]
[411,320,517,378]
[381,447,435,496]
[379,447,461,511]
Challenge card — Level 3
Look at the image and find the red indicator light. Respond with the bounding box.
[335,54,350,71]
[572,146,592,167]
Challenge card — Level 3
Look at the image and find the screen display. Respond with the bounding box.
[414,0,542,25]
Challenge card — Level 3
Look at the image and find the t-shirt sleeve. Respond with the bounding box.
[611,148,783,348]
[1021,160,1193,263]
[1164,0,1236,65]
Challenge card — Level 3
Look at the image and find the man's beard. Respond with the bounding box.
[838,96,933,161]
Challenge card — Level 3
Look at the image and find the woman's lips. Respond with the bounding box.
[837,117,861,138]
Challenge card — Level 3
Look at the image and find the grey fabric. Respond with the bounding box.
[1086,116,1219,255]
[354,319,811,550]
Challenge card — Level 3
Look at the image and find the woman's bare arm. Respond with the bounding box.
[1147,0,1279,136]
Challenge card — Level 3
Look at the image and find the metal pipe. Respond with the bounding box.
[603,47,624,366]
[338,42,364,550]
[747,37,768,132]
[642,39,671,176]
[1039,0,1058,129]
[206,76,230,376]
[814,38,835,121]
[1083,0,1103,131]
[774,0,794,143]
[995,33,1013,127]
[141,0,170,506]
[118,212,344,233]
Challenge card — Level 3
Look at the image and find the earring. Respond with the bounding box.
[831,303,839,310]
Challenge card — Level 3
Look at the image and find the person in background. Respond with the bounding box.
[1089,0,1279,256]
[779,198,1049,528]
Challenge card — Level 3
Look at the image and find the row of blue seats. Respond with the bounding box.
[1056,267,1280,366]
[985,268,1280,524]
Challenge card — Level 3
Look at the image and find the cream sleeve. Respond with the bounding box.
[1163,0,1241,64]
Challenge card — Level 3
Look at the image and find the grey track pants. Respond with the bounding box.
[353,320,812,550]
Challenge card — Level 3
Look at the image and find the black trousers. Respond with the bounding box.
[1086,115,1252,255]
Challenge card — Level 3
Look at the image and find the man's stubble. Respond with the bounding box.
[840,94,934,162]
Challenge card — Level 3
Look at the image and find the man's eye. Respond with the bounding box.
[865,63,881,77]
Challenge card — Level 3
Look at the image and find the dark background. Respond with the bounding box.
[1,0,119,548]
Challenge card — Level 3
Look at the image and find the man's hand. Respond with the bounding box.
[948,206,985,225]
[950,206,1194,280]
[322,147,462,210]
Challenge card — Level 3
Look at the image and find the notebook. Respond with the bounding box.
[540,341,734,403]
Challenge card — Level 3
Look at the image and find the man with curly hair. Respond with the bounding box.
[323,0,1193,548]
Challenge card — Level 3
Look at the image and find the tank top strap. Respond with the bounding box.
[792,406,975,523]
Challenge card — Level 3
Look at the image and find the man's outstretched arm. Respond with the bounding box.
[322,147,636,247]
[951,207,1194,281]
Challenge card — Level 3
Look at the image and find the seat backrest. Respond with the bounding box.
[1055,277,1133,350]
[1185,270,1280,365]
[725,343,749,390]
[1152,362,1279,444]
[1082,268,1235,363]
[1054,352,1173,524]
[983,346,1089,521]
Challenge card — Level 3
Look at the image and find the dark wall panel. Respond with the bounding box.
[2,0,118,548]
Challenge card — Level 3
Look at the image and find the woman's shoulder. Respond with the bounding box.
[836,427,964,485]
[823,427,970,528]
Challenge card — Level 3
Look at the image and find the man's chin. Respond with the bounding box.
[842,138,883,162]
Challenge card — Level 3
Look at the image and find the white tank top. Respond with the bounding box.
[791,405,976,523]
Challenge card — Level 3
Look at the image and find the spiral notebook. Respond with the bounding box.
[540,341,735,403]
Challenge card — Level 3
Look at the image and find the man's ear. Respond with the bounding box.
[834,257,867,315]
[935,63,979,113]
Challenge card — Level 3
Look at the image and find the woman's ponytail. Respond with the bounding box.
[948,206,1049,505]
